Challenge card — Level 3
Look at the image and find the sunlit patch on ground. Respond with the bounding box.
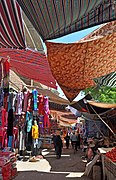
[66,172,84,178]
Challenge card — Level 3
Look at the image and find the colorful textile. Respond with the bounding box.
[23,91,29,112]
[16,92,23,115]
[27,93,33,112]
[32,89,38,111]
[43,96,50,128]
[0,48,56,89]
[46,33,116,101]
[38,115,44,134]
[38,95,44,115]
[94,72,116,88]
[32,125,39,139]
[17,0,116,41]
[26,112,33,133]
[1,0,26,48]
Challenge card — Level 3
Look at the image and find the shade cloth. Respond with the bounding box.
[0,48,56,89]
[50,110,77,126]
[17,0,116,41]
[0,0,26,49]
[94,71,116,87]
[70,95,112,115]
[79,20,116,41]
[87,101,116,108]
[46,33,116,101]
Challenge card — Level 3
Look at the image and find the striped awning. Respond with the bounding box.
[0,48,56,89]
[17,0,116,41]
[0,0,26,49]
[94,72,116,87]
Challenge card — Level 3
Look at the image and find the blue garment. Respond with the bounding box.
[32,89,38,111]
[26,112,33,132]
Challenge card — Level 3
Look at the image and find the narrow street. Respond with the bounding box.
[14,147,92,180]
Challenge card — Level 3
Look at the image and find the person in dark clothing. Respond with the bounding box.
[54,135,63,159]
[64,133,70,149]
[77,133,80,149]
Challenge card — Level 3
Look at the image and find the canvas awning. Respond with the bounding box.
[50,110,77,127]
[94,71,116,88]
[70,95,113,115]
[46,32,116,101]
[87,101,116,108]
[1,0,26,49]
[17,0,116,41]
[0,48,56,89]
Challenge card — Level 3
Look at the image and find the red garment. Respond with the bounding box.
[27,93,33,112]
[38,95,44,115]
[43,96,50,128]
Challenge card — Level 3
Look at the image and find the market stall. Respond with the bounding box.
[98,147,116,180]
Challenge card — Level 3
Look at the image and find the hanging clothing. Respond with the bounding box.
[39,115,44,134]
[8,92,14,111]
[16,92,23,115]
[38,94,44,115]
[32,89,38,111]
[23,91,29,112]
[7,109,14,137]
[27,93,33,112]
[43,96,50,128]
[26,111,33,133]
[32,124,39,139]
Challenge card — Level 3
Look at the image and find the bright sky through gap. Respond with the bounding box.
[44,24,101,101]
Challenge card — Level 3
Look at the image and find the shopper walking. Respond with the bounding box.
[70,131,78,151]
[54,134,63,159]
[64,133,70,149]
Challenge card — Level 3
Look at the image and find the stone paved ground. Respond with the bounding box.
[14,147,92,180]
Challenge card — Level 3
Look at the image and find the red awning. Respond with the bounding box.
[0,48,56,89]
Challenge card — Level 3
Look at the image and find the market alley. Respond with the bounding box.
[14,147,91,180]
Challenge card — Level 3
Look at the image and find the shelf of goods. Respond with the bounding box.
[0,151,17,180]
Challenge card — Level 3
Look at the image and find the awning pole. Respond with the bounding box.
[89,104,115,135]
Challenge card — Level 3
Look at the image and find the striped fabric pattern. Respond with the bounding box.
[94,72,116,87]
[17,0,116,41]
[0,0,26,48]
[0,48,56,89]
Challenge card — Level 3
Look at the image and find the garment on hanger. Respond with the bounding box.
[39,115,44,134]
[38,94,44,115]
[27,93,33,112]
[32,89,38,111]
[43,96,50,128]
[26,111,33,133]
[8,92,14,111]
[23,91,29,112]
[32,122,39,139]
[16,91,24,115]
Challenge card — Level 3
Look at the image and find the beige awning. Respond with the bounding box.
[87,101,116,108]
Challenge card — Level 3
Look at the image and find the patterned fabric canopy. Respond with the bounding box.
[0,0,26,49]
[46,33,116,101]
[94,71,116,87]
[0,48,56,89]
[17,0,116,41]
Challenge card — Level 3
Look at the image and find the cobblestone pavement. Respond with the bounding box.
[14,147,92,180]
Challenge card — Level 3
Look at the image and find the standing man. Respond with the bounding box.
[54,131,63,159]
